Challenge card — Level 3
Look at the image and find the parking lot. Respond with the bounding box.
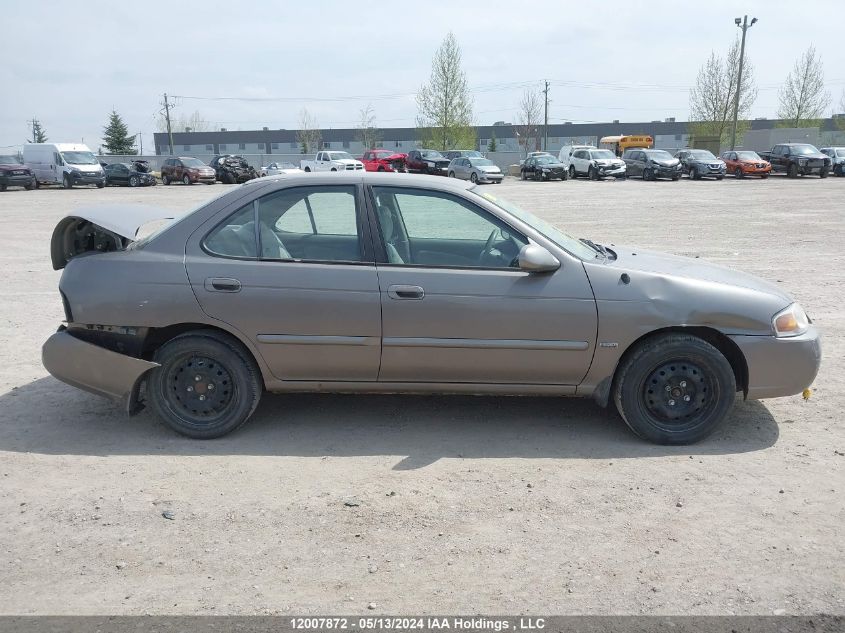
[0,175,842,615]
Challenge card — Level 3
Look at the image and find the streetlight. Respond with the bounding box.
[730,15,758,151]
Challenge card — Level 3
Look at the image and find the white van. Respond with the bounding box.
[558,144,596,170]
[23,143,105,189]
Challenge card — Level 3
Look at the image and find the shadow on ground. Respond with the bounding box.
[0,377,779,468]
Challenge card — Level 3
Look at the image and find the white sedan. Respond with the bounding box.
[259,162,303,177]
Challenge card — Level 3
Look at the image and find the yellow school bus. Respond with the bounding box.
[600,135,653,157]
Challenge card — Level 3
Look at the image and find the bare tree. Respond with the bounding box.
[688,38,757,146]
[515,88,542,156]
[777,45,830,127]
[416,32,475,150]
[356,103,381,150]
[156,110,211,133]
[296,109,323,155]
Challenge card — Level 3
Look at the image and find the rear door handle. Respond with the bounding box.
[207,277,242,292]
[387,284,424,300]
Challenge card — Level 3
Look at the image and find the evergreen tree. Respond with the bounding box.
[487,131,497,152]
[102,110,137,155]
[29,119,48,143]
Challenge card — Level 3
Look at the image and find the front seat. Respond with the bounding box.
[374,196,408,264]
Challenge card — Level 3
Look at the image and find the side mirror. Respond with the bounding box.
[518,244,560,273]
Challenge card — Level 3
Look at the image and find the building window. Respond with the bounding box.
[183,145,190,151]
[323,141,330,149]
[343,140,350,148]
[220,144,227,151]
[205,144,213,151]
[257,143,265,151]
[395,141,401,148]
[272,143,279,150]
[675,134,682,141]
[238,143,246,150]
[290,142,297,149]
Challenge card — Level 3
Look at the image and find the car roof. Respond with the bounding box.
[249,171,475,192]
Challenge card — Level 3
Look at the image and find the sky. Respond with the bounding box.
[1,0,843,154]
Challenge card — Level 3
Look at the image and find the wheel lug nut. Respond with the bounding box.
[668,399,675,406]
[683,395,691,402]
[195,375,202,381]
[207,384,214,391]
[665,385,672,392]
[198,395,206,401]
[186,386,193,392]
[680,381,687,388]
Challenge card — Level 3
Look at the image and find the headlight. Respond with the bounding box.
[772,303,810,337]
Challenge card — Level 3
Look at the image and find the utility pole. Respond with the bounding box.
[542,81,550,151]
[730,15,757,151]
[138,132,143,156]
[162,93,175,155]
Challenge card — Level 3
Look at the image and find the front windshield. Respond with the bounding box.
[646,150,673,160]
[590,150,615,160]
[375,152,393,159]
[61,151,98,165]
[280,162,296,168]
[472,189,597,261]
[422,150,444,159]
[689,150,716,160]
[837,149,845,158]
[463,151,483,158]
[470,158,495,167]
[0,155,22,164]
[329,152,354,160]
[736,151,761,160]
[182,158,206,168]
[536,157,558,164]
[789,145,818,155]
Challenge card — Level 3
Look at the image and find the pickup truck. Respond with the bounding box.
[300,151,365,173]
[405,149,451,175]
[361,149,407,172]
[758,143,830,178]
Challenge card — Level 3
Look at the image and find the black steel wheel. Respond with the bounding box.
[614,333,736,444]
[148,332,262,439]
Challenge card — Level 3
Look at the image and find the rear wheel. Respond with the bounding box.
[614,333,736,445]
[148,332,262,439]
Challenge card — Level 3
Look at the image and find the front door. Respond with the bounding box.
[185,183,381,382]
[368,185,597,385]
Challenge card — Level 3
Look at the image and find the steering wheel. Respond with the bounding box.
[478,228,500,266]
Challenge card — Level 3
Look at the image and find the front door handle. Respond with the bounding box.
[387,284,424,300]
[207,277,242,292]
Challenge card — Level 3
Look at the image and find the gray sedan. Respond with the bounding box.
[448,157,504,183]
[43,173,820,444]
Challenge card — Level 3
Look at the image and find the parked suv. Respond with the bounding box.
[675,149,726,180]
[161,157,216,185]
[720,150,772,179]
[569,148,626,180]
[623,148,682,181]
[820,147,845,177]
[443,150,485,161]
[209,155,258,184]
[405,149,450,175]
[0,154,34,191]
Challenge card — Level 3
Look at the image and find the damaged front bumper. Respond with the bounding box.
[42,327,159,414]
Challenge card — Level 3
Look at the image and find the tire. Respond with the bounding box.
[613,333,736,445]
[691,166,701,180]
[734,167,743,179]
[834,164,843,177]
[470,172,478,183]
[535,170,543,181]
[223,171,235,185]
[304,167,311,172]
[671,175,680,181]
[0,184,6,192]
[330,168,337,172]
[819,168,828,179]
[787,163,798,178]
[96,182,104,189]
[24,181,34,190]
[716,175,723,181]
[182,174,191,185]
[568,165,576,179]
[147,332,262,439]
[377,166,385,172]
[63,174,72,189]
[761,174,769,179]
[588,166,597,180]
[642,168,653,181]
[129,176,139,187]
[162,175,170,185]
[33,178,40,189]
[448,171,455,178]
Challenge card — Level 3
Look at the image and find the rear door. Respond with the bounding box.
[368,185,597,385]
[185,183,382,382]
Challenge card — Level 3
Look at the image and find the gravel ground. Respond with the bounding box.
[0,175,842,615]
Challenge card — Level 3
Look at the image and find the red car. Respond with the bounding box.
[720,150,772,179]
[361,149,407,172]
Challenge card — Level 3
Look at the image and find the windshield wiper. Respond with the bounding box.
[580,238,608,258]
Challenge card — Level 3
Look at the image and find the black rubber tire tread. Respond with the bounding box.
[613,333,736,445]
[148,330,262,439]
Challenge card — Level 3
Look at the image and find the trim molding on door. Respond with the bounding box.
[257,334,379,346]
[383,337,589,351]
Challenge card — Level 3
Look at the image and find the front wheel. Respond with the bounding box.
[568,165,576,179]
[614,333,736,445]
[788,163,798,178]
[162,175,171,185]
[470,172,478,183]
[148,332,262,439]
[182,174,191,185]
[691,167,701,180]
[643,168,653,181]
[834,164,843,177]
[62,174,72,189]
[819,168,828,179]
[448,171,455,178]
[129,176,139,187]
[734,167,743,179]
[588,166,597,180]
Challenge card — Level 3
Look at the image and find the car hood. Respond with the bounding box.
[608,247,791,302]
[652,159,680,167]
[0,163,28,170]
[50,205,177,270]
